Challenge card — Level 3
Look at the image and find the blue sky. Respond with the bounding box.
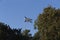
[0,0,60,35]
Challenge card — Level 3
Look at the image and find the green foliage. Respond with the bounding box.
[34,6,60,40]
[0,22,32,40]
[33,32,40,40]
[22,29,30,36]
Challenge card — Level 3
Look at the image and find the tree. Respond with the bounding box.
[0,22,32,40]
[34,6,60,40]
[33,32,40,40]
[22,29,32,40]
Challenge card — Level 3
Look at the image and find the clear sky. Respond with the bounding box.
[0,0,60,36]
